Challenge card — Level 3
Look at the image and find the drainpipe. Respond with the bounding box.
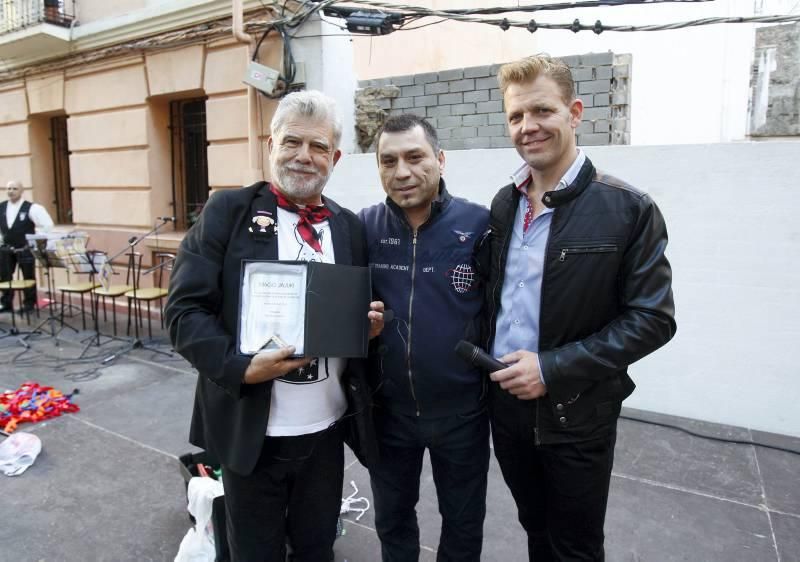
[232,0,263,185]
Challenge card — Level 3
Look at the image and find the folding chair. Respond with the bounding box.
[92,252,139,337]
[125,252,175,339]
[57,275,100,331]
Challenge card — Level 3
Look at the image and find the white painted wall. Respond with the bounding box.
[292,15,359,154]
[349,0,800,145]
[325,141,800,437]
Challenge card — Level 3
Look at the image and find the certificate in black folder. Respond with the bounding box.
[238,260,371,358]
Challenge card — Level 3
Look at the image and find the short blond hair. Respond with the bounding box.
[497,55,575,105]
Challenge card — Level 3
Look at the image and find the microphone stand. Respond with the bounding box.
[102,218,174,364]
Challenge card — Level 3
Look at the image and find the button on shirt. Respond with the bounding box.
[492,149,586,384]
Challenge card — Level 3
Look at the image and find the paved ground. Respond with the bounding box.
[1,309,799,562]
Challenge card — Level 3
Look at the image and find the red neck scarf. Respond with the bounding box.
[270,186,332,253]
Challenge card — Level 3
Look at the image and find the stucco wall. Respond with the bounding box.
[0,37,280,277]
[324,141,800,438]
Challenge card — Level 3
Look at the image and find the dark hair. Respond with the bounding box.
[377,114,441,154]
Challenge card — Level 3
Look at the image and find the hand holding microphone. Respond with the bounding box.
[454,340,508,372]
[454,341,546,400]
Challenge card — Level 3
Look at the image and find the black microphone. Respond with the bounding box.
[382,309,394,323]
[157,216,176,222]
[454,340,508,373]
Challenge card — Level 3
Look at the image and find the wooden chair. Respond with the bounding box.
[125,252,175,339]
[92,252,139,337]
[0,278,37,334]
[57,277,100,331]
[56,250,103,331]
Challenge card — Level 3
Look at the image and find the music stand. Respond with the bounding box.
[21,236,79,345]
[102,218,174,364]
[76,250,118,359]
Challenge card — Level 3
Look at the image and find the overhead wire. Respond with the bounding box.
[321,0,800,34]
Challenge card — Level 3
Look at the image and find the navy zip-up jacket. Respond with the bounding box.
[359,180,489,418]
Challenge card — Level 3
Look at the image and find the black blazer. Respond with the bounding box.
[165,182,377,475]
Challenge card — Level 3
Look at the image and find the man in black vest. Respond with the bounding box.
[0,180,54,313]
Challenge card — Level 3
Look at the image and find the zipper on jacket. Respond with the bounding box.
[407,230,421,416]
[486,225,512,351]
[558,244,617,262]
[535,205,560,446]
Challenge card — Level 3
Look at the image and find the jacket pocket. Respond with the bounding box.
[558,244,618,262]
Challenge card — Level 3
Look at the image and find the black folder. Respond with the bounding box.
[238,260,371,358]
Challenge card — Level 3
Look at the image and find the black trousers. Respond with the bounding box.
[221,425,344,562]
[369,406,490,562]
[0,248,36,308]
[491,404,617,562]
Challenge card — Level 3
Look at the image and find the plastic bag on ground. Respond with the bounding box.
[0,432,42,476]
[174,476,225,562]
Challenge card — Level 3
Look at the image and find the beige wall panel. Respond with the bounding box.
[70,149,150,188]
[207,142,248,187]
[204,45,248,96]
[146,45,205,97]
[68,108,149,151]
[0,123,31,156]
[65,65,148,115]
[72,189,152,226]
[0,156,32,187]
[77,0,147,25]
[26,73,65,115]
[206,95,248,141]
[0,89,28,124]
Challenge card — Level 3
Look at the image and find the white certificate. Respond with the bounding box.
[239,262,307,355]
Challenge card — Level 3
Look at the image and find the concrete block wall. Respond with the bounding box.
[355,52,631,152]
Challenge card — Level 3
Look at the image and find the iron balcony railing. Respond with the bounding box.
[0,0,75,36]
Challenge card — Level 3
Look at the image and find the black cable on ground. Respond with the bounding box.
[620,413,800,456]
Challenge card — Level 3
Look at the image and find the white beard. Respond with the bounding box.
[272,163,331,201]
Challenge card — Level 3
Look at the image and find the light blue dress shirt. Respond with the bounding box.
[492,149,586,385]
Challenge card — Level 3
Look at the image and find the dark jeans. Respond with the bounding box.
[221,425,344,562]
[491,406,617,562]
[0,249,36,308]
[370,406,490,562]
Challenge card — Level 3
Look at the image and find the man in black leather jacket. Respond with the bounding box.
[480,55,676,561]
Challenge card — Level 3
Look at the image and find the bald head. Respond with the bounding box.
[6,180,22,203]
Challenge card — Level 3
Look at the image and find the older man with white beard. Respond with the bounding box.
[166,90,384,562]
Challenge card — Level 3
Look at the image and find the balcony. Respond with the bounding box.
[0,0,76,65]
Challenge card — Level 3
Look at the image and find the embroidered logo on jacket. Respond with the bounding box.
[453,230,473,243]
[449,263,475,294]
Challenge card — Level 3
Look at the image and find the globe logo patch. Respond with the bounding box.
[449,263,475,294]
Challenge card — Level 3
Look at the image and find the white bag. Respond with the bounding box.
[174,476,225,562]
[0,432,42,476]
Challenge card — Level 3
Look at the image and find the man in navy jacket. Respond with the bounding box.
[359,115,490,561]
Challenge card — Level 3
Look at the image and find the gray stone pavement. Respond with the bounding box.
[1,309,799,561]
